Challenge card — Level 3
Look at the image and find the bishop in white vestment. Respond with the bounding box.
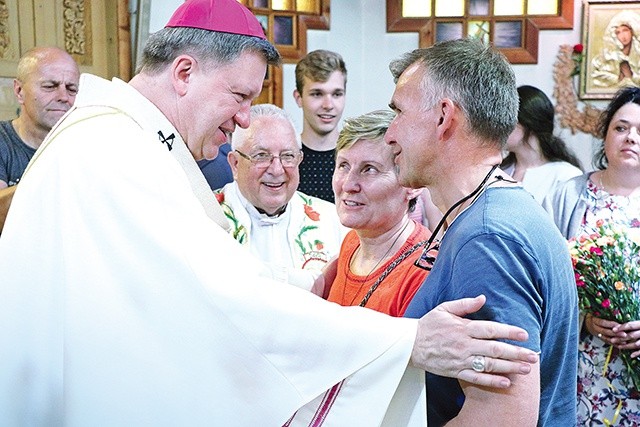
[0,73,426,426]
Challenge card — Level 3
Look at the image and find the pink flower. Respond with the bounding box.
[601,299,611,309]
[589,246,604,255]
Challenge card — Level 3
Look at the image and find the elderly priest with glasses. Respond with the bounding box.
[216,103,345,294]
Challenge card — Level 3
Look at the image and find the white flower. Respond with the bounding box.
[627,228,640,247]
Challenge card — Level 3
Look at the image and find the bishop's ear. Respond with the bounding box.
[171,55,197,96]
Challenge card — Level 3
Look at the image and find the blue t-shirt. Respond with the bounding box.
[0,120,35,186]
[198,143,233,191]
[405,187,578,427]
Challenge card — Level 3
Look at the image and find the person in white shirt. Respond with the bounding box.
[217,103,345,293]
[501,85,582,203]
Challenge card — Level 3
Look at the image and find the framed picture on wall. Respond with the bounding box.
[580,0,640,99]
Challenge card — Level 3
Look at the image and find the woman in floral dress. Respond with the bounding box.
[545,86,640,425]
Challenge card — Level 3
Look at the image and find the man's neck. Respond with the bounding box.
[430,157,505,217]
[11,117,48,150]
[300,127,339,151]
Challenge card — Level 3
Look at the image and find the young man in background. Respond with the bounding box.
[293,49,346,203]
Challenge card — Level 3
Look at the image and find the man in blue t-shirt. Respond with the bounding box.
[0,47,79,189]
[385,38,579,426]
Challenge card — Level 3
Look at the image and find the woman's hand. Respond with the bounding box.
[612,320,640,358]
[585,313,622,341]
[587,314,640,358]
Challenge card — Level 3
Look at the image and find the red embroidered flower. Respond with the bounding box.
[304,204,320,221]
[215,192,225,204]
[601,299,611,309]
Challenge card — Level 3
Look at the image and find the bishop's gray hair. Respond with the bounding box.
[139,27,281,74]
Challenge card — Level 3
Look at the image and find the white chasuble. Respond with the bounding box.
[0,74,426,426]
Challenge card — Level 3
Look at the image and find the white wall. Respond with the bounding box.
[149,0,600,170]
[148,0,180,32]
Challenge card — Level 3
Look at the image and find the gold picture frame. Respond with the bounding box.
[580,0,640,99]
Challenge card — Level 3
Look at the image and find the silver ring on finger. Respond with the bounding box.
[472,355,486,373]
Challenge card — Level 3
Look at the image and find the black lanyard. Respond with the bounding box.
[414,164,500,271]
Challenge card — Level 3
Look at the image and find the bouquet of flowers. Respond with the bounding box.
[568,219,640,391]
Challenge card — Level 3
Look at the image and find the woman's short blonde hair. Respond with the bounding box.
[336,109,396,153]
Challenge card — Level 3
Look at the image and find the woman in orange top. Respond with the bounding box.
[326,110,434,316]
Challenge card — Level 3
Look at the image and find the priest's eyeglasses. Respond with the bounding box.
[235,149,303,168]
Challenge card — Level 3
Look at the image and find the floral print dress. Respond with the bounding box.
[576,179,640,426]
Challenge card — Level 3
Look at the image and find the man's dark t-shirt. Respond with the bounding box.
[298,143,335,203]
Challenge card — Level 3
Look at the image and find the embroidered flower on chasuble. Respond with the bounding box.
[214,190,248,244]
[296,193,329,267]
[213,190,332,268]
